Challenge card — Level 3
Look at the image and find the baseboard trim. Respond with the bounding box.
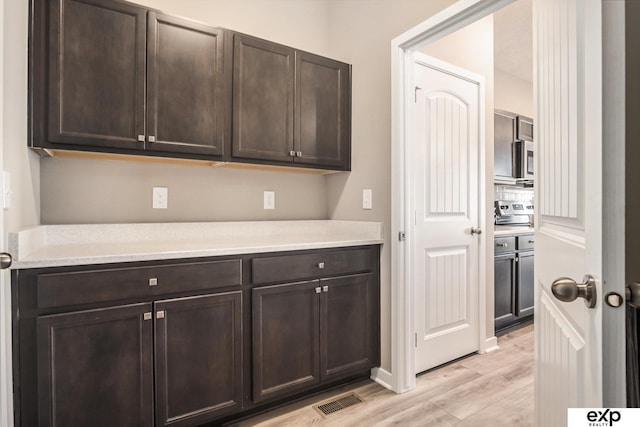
[483,336,499,353]
[370,367,394,391]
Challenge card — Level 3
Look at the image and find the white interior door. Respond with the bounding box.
[413,54,482,373]
[534,0,609,424]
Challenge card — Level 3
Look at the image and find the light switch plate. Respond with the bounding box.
[264,191,275,210]
[363,189,372,210]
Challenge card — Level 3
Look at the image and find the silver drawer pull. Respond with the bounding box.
[143,312,152,321]
[289,150,296,157]
[318,262,325,269]
[323,286,329,293]
[497,243,508,247]
[149,278,158,286]
[137,134,145,142]
[157,310,165,319]
[148,135,156,143]
[315,287,321,294]
[528,240,534,244]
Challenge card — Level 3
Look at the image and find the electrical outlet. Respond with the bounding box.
[153,187,168,209]
[363,189,372,210]
[264,191,275,210]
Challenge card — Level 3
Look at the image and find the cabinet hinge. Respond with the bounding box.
[415,332,418,347]
[414,86,422,103]
[399,232,406,242]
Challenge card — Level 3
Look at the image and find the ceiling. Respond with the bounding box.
[494,0,533,83]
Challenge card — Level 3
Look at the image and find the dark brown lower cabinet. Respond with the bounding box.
[37,303,154,427]
[494,234,534,333]
[155,292,243,426]
[252,280,321,403]
[494,253,517,331]
[14,246,380,426]
[252,273,378,403]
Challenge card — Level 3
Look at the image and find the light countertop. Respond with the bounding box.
[494,225,534,236]
[9,220,384,269]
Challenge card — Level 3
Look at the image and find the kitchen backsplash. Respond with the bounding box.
[494,185,534,202]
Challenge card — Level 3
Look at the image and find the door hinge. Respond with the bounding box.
[399,232,406,242]
[415,332,418,347]
[414,86,422,102]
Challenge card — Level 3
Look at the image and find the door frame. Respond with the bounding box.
[389,0,515,393]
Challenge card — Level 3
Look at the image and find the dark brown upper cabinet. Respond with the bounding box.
[47,0,147,150]
[232,33,351,171]
[146,12,225,156]
[36,0,227,157]
[232,34,295,164]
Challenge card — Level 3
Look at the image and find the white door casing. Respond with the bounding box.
[413,54,481,373]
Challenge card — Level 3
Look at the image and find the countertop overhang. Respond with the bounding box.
[9,220,384,269]
[494,225,535,236]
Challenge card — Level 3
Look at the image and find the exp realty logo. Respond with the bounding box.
[568,408,640,427]
[585,409,621,426]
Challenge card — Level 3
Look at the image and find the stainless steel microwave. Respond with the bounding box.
[515,140,534,181]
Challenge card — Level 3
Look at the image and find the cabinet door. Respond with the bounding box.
[147,12,226,157]
[252,280,320,402]
[295,52,351,170]
[232,34,295,163]
[494,110,517,180]
[494,253,517,331]
[155,292,242,426]
[48,0,146,149]
[320,273,378,381]
[516,115,534,142]
[37,303,154,427]
[517,251,535,318]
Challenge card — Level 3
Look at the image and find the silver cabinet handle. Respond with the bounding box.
[315,287,321,294]
[322,286,329,293]
[528,240,534,244]
[149,278,158,286]
[289,150,296,157]
[497,243,508,247]
[143,312,152,321]
[551,275,597,308]
[137,134,145,142]
[471,227,482,235]
[148,136,156,143]
[296,151,303,157]
[156,310,165,319]
[318,262,325,269]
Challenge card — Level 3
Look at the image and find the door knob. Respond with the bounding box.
[626,283,640,309]
[470,227,482,235]
[551,275,597,308]
[0,253,12,270]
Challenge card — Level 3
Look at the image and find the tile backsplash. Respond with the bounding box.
[494,185,534,202]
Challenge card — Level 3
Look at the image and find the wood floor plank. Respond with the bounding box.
[230,324,535,426]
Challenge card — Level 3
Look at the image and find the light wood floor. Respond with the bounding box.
[232,323,534,426]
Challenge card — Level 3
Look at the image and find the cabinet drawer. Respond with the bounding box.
[518,234,535,251]
[37,259,242,309]
[494,237,516,254]
[251,248,373,285]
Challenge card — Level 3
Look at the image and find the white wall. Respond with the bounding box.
[494,68,533,117]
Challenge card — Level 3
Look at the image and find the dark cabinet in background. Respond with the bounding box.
[494,110,517,183]
[43,0,227,157]
[494,234,534,333]
[232,34,351,170]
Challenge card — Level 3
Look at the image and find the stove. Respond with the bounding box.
[494,200,533,226]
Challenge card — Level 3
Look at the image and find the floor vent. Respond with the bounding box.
[313,393,364,417]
